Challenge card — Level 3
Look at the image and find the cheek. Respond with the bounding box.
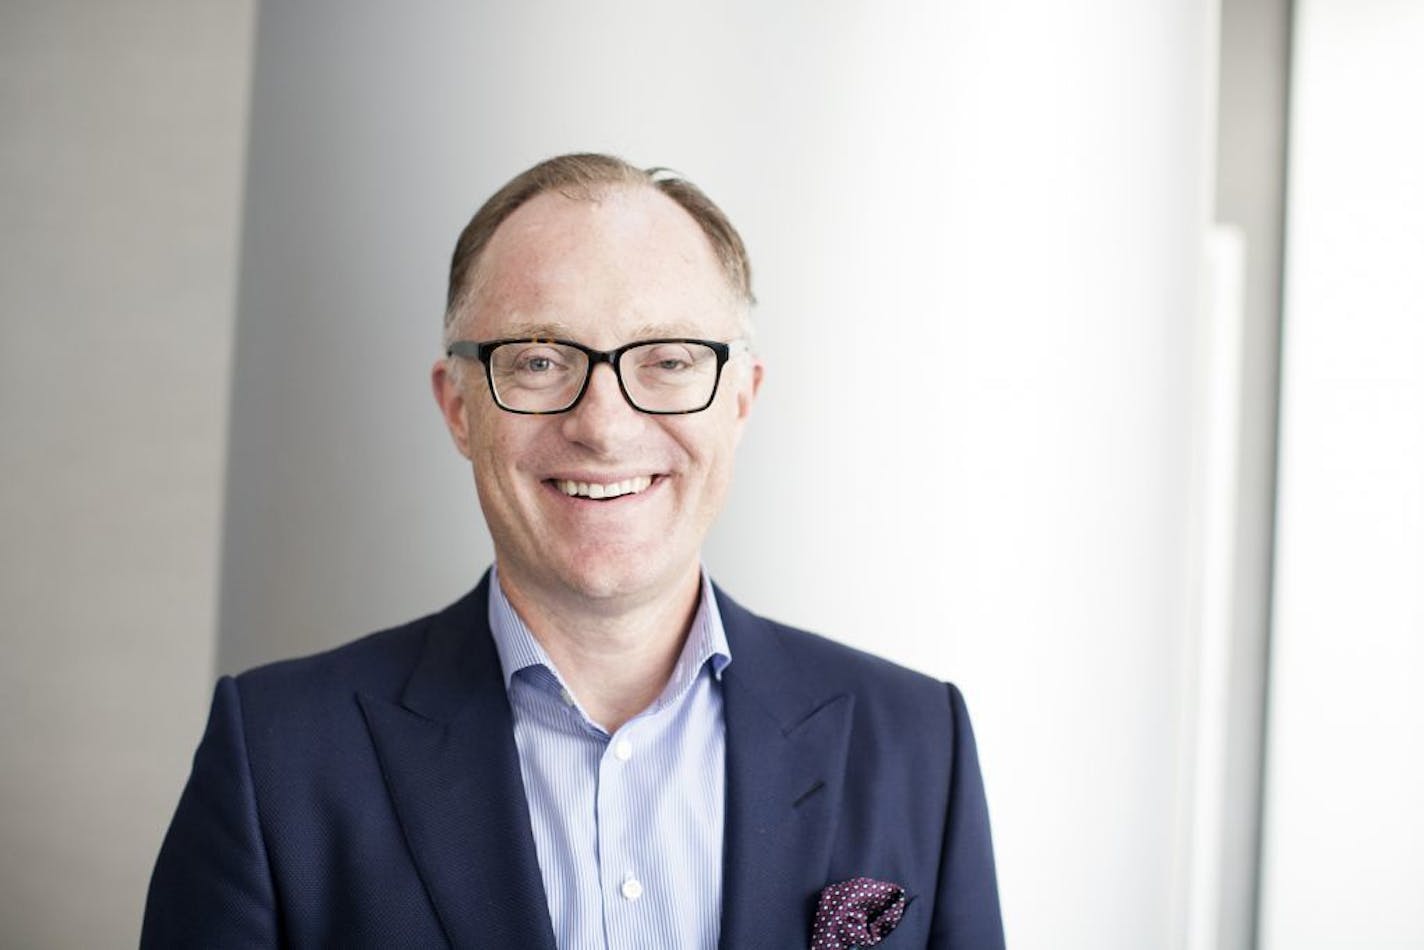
[670,414,741,490]
[470,410,528,486]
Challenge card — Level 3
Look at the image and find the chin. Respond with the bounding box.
[554,543,692,603]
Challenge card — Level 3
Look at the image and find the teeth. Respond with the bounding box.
[556,475,653,499]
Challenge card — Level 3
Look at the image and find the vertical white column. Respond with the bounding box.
[1178,224,1247,950]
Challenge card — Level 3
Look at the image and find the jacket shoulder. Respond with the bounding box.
[233,611,434,706]
[765,617,959,718]
[714,583,961,730]
[231,580,488,717]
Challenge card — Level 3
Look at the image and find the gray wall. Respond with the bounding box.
[219,3,1216,947]
[1210,0,1294,945]
[0,2,253,946]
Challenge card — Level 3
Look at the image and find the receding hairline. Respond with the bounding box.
[459,183,726,315]
[443,153,755,335]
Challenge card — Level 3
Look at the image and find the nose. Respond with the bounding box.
[560,362,644,453]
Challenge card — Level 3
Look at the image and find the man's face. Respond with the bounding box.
[433,186,762,607]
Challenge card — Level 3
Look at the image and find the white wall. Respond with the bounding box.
[0,2,254,947]
[1258,1,1424,946]
[220,3,1217,947]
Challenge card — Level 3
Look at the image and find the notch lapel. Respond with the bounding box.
[716,589,855,950]
[359,579,558,950]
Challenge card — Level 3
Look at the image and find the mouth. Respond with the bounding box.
[544,474,658,502]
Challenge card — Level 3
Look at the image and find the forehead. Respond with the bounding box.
[467,185,740,341]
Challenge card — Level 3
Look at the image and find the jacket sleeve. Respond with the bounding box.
[930,683,1006,948]
[141,676,279,949]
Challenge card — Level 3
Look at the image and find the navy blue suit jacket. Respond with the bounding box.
[142,577,1004,948]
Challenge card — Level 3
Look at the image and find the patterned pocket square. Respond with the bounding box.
[810,876,908,949]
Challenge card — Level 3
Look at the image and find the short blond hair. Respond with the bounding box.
[444,153,754,336]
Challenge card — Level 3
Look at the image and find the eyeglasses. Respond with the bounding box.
[446,337,747,415]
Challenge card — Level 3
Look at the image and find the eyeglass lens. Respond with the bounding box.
[487,341,721,413]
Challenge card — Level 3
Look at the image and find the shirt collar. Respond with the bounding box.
[486,565,732,700]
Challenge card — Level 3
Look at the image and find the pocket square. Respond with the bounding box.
[810,876,908,949]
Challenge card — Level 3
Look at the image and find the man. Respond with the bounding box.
[143,154,1004,949]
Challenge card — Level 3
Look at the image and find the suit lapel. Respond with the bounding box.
[716,588,854,950]
[359,578,558,950]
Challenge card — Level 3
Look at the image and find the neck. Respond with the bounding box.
[495,562,703,733]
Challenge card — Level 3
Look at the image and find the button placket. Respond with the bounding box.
[596,729,635,932]
[599,720,656,945]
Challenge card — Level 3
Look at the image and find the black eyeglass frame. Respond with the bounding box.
[446,337,746,415]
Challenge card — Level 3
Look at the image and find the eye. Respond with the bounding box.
[504,345,570,374]
[491,342,582,391]
[640,345,697,372]
[518,354,557,373]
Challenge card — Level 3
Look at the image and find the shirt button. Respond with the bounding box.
[621,876,644,901]
[559,688,575,707]
[613,738,633,761]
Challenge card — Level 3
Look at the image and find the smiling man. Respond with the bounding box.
[142,154,1005,949]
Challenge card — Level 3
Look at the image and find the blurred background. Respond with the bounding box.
[1,0,1420,947]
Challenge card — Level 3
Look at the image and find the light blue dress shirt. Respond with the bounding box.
[487,568,731,950]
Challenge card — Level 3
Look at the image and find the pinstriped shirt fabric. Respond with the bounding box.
[487,568,731,950]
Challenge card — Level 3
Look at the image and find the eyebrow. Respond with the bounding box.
[494,321,578,340]
[490,319,710,341]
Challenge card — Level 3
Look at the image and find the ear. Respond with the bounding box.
[431,357,474,459]
[734,356,764,423]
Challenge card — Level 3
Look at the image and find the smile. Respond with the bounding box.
[550,475,655,500]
